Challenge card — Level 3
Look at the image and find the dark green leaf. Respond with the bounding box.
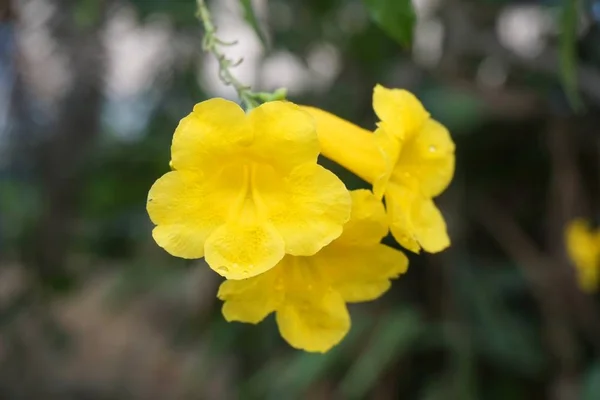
[559,0,583,111]
[363,0,416,47]
[240,0,268,47]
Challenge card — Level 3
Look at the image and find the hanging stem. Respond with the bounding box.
[196,0,259,109]
[195,0,287,109]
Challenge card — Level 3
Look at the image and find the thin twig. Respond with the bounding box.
[195,0,259,109]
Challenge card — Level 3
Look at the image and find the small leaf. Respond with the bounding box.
[255,88,288,103]
[240,0,268,48]
[559,0,583,111]
[363,0,416,47]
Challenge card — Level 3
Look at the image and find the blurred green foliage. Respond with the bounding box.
[363,0,415,47]
[559,0,583,110]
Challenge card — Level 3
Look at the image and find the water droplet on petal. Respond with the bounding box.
[307,284,313,290]
[217,266,229,274]
[428,145,437,152]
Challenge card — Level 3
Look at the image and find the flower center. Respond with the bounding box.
[220,161,283,224]
[389,136,420,191]
[281,256,320,300]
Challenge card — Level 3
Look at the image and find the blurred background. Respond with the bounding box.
[2,0,600,398]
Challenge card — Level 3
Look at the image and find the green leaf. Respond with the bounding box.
[559,0,583,111]
[338,308,424,399]
[421,87,487,133]
[363,0,416,47]
[240,0,268,48]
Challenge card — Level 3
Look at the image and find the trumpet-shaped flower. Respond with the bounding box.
[218,190,408,352]
[565,219,600,292]
[147,98,351,280]
[301,85,455,253]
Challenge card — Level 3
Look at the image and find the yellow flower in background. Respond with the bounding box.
[301,85,455,254]
[218,190,408,353]
[147,98,351,280]
[565,219,600,292]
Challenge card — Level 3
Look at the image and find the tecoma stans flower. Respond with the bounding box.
[218,190,408,353]
[565,219,600,292]
[147,98,351,280]
[300,85,455,254]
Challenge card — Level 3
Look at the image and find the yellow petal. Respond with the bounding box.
[218,266,283,323]
[386,184,450,253]
[152,225,206,259]
[566,219,600,292]
[259,163,352,256]
[410,196,450,253]
[393,119,455,197]
[372,128,402,199]
[299,105,387,183]
[373,85,429,140]
[336,189,389,246]
[248,101,320,172]
[204,221,285,279]
[385,185,420,253]
[170,98,250,172]
[147,170,231,258]
[276,288,350,353]
[318,244,408,303]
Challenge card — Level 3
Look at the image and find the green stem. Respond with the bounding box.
[196,0,259,109]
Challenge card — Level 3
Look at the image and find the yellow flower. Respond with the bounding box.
[147,98,351,280]
[300,85,455,254]
[565,219,600,292]
[218,190,408,353]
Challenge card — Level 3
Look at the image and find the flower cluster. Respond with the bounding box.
[147,85,456,352]
[565,219,600,292]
